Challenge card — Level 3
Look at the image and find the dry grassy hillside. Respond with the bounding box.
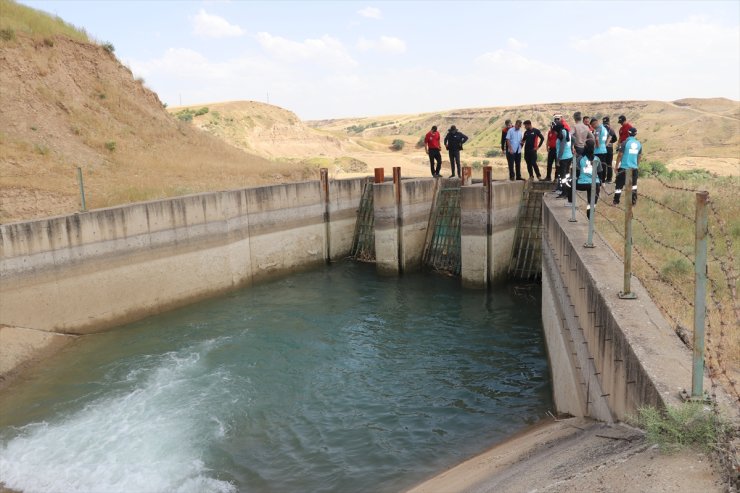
[310,99,740,177]
[0,3,299,223]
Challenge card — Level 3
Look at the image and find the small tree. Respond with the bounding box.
[391,139,405,151]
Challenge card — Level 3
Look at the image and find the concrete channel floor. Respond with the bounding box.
[406,417,724,493]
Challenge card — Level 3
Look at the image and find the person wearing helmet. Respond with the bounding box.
[614,126,642,206]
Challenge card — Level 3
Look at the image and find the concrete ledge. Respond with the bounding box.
[0,178,367,336]
[541,195,696,419]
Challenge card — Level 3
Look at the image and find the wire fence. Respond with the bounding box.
[592,171,739,404]
[589,169,739,487]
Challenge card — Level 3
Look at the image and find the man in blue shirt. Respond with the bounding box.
[505,119,524,180]
[613,127,642,205]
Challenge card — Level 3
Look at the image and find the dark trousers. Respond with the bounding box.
[448,149,461,176]
[524,150,541,178]
[506,151,522,180]
[556,158,572,189]
[595,153,607,182]
[614,168,638,203]
[563,182,601,205]
[604,147,614,182]
[546,148,556,179]
[428,148,441,176]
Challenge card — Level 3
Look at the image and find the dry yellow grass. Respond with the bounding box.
[592,174,740,396]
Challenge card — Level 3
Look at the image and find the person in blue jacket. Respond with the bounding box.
[591,118,608,182]
[554,119,573,195]
[562,140,602,218]
[613,127,642,206]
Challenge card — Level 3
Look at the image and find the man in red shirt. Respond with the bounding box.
[617,115,633,144]
[424,125,442,177]
[545,121,559,181]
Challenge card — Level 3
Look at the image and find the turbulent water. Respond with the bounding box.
[0,261,551,493]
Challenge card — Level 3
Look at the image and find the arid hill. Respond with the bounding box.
[1,0,737,224]
[0,6,298,224]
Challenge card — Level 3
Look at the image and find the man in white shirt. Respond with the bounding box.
[505,119,524,181]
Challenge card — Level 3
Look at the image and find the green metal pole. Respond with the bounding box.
[76,166,87,212]
[569,156,577,222]
[618,170,636,299]
[692,191,709,399]
[584,159,597,248]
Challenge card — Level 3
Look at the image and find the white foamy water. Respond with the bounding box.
[0,339,239,493]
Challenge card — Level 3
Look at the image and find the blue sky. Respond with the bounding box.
[20,0,740,120]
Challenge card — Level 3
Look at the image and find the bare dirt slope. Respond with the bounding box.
[0,32,294,223]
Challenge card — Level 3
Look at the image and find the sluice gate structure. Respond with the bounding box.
[2,166,707,425]
[508,181,550,281]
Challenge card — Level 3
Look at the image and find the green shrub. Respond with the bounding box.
[102,42,115,54]
[194,107,209,116]
[637,403,729,453]
[660,257,691,282]
[0,28,16,41]
[390,139,405,151]
[482,160,490,166]
[34,143,49,155]
[416,136,425,148]
[641,160,669,177]
[485,149,501,158]
[104,141,116,152]
[175,109,194,122]
[42,37,53,47]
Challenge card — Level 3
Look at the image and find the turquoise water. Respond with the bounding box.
[0,261,551,493]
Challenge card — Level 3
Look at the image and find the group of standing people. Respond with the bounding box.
[424,125,468,178]
[423,112,642,214]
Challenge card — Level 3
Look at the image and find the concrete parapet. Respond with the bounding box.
[460,185,488,288]
[490,181,524,283]
[541,195,695,420]
[0,177,367,336]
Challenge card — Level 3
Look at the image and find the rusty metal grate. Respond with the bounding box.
[508,181,549,280]
[350,179,376,262]
[423,187,461,276]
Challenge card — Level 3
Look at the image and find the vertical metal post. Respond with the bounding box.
[569,156,577,222]
[584,160,597,248]
[320,168,330,263]
[483,166,492,287]
[374,167,384,184]
[461,166,472,186]
[692,191,709,399]
[77,166,87,212]
[618,170,636,299]
[393,166,403,273]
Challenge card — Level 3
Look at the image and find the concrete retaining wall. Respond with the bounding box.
[0,177,366,335]
[540,195,696,421]
[460,181,524,288]
[373,178,437,275]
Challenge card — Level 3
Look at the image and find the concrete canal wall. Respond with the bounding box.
[540,195,698,421]
[0,177,366,336]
